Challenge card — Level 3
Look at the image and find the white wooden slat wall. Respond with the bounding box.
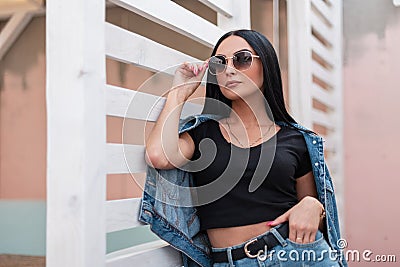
[106,240,182,267]
[287,0,345,233]
[106,198,143,233]
[105,85,202,122]
[47,0,251,266]
[108,0,224,47]
[105,23,199,74]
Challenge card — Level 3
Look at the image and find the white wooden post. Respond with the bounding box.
[46,0,106,266]
[287,0,313,128]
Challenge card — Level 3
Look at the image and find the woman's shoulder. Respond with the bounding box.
[277,125,311,151]
[277,121,320,139]
[278,124,304,138]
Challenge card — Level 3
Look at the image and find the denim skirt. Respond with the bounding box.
[211,224,341,267]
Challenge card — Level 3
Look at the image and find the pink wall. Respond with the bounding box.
[0,17,46,199]
[343,1,400,265]
[0,15,146,200]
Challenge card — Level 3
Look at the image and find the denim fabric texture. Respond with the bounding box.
[139,113,348,267]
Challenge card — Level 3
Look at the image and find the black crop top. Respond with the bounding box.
[185,119,312,231]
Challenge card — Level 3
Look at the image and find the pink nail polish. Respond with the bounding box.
[267,221,274,226]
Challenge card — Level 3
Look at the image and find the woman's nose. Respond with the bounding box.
[225,58,237,74]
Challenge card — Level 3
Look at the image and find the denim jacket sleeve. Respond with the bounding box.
[138,114,221,267]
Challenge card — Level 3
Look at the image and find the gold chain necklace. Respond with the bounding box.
[225,119,275,148]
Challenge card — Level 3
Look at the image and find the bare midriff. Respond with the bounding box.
[206,220,273,248]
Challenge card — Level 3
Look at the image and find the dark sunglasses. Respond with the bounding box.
[208,50,260,75]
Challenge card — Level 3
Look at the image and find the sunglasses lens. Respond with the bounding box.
[209,56,226,74]
[233,51,253,71]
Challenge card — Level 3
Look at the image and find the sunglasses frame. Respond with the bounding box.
[208,50,260,75]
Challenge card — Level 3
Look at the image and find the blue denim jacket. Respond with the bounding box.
[139,113,347,267]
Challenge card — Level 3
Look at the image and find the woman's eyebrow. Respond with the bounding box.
[215,48,252,56]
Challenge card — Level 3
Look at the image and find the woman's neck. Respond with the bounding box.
[228,94,273,128]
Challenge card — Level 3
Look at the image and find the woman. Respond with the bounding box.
[142,29,347,267]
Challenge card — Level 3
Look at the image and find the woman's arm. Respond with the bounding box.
[144,90,193,169]
[145,61,208,169]
[268,171,325,244]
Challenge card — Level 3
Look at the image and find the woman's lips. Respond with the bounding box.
[225,81,242,88]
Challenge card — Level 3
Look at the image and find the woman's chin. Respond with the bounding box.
[220,87,243,100]
[221,88,261,102]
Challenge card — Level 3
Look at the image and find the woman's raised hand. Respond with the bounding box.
[170,60,209,101]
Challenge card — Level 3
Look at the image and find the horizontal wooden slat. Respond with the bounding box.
[0,3,45,20]
[108,0,224,47]
[311,0,333,25]
[106,85,202,121]
[105,23,199,74]
[310,11,334,46]
[311,35,333,67]
[106,84,163,121]
[197,0,233,17]
[106,198,143,232]
[107,143,146,174]
[311,84,334,110]
[106,240,182,267]
[311,61,334,88]
[311,109,334,130]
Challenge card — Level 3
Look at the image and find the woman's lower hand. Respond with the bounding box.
[267,196,324,244]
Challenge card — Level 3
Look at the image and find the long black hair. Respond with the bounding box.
[201,29,299,128]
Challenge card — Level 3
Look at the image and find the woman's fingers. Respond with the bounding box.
[182,61,208,77]
[295,232,305,244]
[302,232,311,244]
[309,231,316,242]
[199,61,208,74]
[171,61,208,97]
[290,222,318,244]
[289,225,297,243]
